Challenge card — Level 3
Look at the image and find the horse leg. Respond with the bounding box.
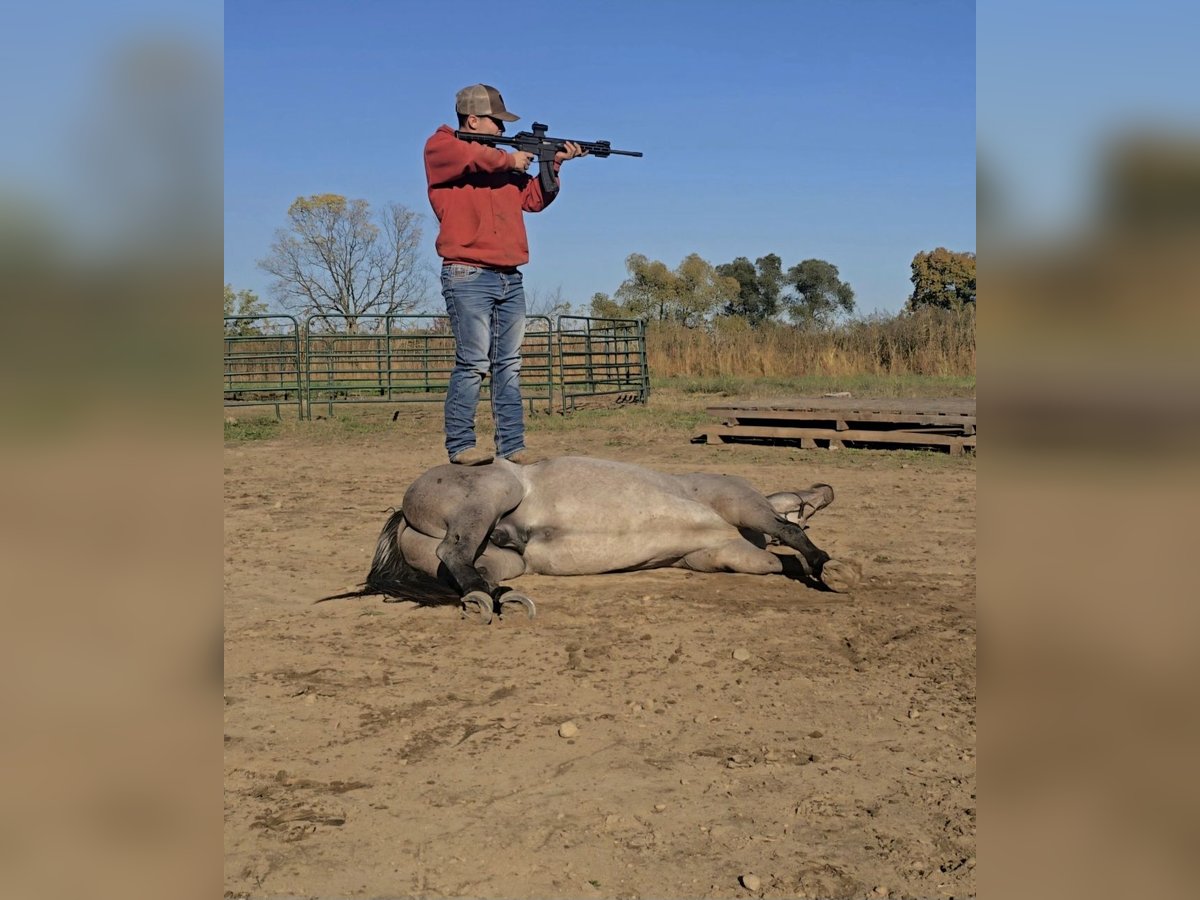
[401,466,528,622]
[756,512,862,592]
[766,484,835,527]
[678,537,863,597]
[398,527,531,621]
[678,539,785,575]
[678,474,860,592]
[401,528,525,587]
[435,528,497,623]
[479,523,539,619]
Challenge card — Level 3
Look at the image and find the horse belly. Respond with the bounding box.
[518,510,736,575]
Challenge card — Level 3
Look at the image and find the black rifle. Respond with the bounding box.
[454,122,642,196]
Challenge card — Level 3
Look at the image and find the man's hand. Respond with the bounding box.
[509,151,535,172]
[554,141,587,164]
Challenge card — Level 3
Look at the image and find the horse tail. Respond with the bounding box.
[363,507,456,602]
[364,507,414,596]
[315,507,455,604]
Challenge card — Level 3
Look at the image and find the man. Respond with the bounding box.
[424,83,585,465]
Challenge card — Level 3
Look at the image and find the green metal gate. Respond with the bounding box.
[223,315,303,418]
[302,314,554,419]
[223,314,648,419]
[555,316,649,411]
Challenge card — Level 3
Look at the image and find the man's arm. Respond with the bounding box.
[519,161,560,212]
[424,131,523,186]
[519,142,587,212]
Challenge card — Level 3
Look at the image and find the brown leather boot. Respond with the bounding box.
[450,446,494,466]
[503,449,544,465]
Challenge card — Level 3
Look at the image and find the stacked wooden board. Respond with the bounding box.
[691,397,976,455]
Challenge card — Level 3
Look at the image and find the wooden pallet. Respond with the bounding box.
[691,397,977,455]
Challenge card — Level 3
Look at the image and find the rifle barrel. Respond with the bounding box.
[586,146,643,158]
[454,131,642,157]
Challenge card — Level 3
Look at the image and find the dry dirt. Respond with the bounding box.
[224,404,976,899]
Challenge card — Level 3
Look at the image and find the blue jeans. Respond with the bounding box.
[441,263,527,459]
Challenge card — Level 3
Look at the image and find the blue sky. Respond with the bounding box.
[224,0,975,316]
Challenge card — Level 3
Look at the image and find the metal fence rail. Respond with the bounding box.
[223,315,304,419]
[555,316,649,411]
[304,314,449,419]
[223,313,648,419]
[303,314,554,419]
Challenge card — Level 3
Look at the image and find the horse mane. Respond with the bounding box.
[315,507,457,604]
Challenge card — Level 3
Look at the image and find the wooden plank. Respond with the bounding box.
[693,424,977,451]
[693,395,977,454]
[707,419,974,437]
[708,396,976,415]
[709,406,976,428]
[892,425,976,435]
[691,428,977,454]
[708,404,977,418]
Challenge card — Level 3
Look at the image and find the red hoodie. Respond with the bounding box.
[424,124,560,269]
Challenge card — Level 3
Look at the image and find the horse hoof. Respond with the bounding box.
[820,558,862,593]
[499,592,536,620]
[460,591,494,624]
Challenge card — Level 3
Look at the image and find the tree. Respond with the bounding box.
[223,283,268,335]
[525,284,576,323]
[716,253,784,325]
[783,258,856,324]
[589,291,619,318]
[908,248,976,309]
[590,253,739,326]
[258,194,429,332]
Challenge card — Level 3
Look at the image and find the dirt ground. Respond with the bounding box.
[224,402,976,899]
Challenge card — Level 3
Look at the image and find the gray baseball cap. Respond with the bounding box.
[455,83,519,122]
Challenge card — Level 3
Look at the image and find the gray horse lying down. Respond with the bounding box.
[355,455,862,623]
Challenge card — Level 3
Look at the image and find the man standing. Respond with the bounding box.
[424,84,585,465]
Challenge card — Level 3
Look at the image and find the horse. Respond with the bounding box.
[340,456,862,623]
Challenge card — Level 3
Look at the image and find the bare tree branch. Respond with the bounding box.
[257,194,431,332]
